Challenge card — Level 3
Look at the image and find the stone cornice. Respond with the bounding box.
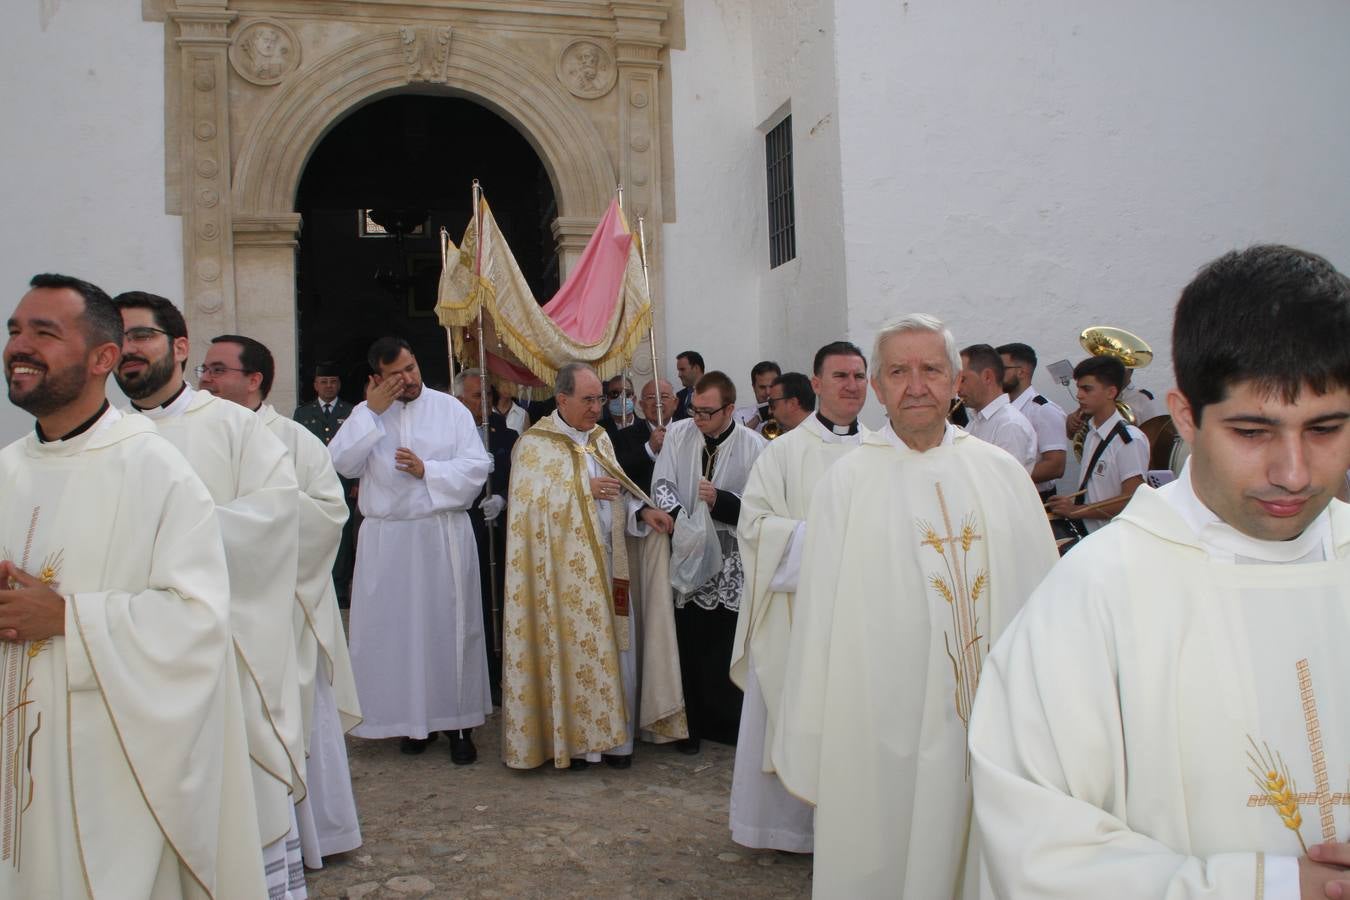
[233,213,303,247]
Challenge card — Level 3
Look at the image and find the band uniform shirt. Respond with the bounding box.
[1010,388,1068,492]
[1079,409,1149,533]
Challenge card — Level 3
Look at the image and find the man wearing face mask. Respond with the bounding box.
[601,374,636,440]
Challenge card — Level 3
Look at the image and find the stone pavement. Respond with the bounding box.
[306,711,814,899]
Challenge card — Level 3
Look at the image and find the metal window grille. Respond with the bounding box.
[765,116,796,268]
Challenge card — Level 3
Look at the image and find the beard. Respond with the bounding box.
[115,350,178,400]
[7,356,88,417]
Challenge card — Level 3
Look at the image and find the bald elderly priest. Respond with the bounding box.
[774,314,1057,898]
[1,274,263,898]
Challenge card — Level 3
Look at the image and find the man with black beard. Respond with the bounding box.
[111,291,308,900]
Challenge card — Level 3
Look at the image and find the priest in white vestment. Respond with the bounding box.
[774,315,1057,898]
[729,343,870,853]
[650,371,766,751]
[199,334,363,868]
[1,276,264,898]
[329,337,492,760]
[970,243,1350,900]
[114,292,307,897]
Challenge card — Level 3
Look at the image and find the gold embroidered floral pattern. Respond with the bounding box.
[2,509,62,867]
[916,483,988,778]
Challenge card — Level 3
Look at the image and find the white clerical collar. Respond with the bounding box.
[552,410,593,446]
[138,382,195,420]
[881,420,956,452]
[972,392,1010,422]
[1091,409,1125,438]
[1157,462,1332,563]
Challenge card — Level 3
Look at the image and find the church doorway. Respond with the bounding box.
[294,93,559,404]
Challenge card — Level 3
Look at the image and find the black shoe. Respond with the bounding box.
[567,758,591,771]
[400,736,432,755]
[602,754,632,769]
[447,729,477,765]
[675,737,701,755]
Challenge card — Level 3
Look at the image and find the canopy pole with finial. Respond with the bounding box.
[637,214,664,427]
[471,178,501,658]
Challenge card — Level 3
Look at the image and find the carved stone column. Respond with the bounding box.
[168,1,237,357]
[611,2,669,378]
[234,214,303,413]
[551,216,601,277]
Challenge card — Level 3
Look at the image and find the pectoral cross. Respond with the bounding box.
[1247,659,1350,845]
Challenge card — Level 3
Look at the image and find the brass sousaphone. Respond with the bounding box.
[1071,326,1151,459]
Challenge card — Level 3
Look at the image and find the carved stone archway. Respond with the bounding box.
[163,1,674,412]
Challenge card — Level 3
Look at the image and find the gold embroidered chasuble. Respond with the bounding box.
[0,409,264,898]
[971,487,1350,900]
[501,415,652,768]
[773,425,1057,899]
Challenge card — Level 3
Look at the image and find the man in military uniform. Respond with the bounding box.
[295,362,357,604]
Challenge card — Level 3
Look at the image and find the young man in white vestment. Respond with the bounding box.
[112,290,308,898]
[773,314,1058,898]
[650,371,767,754]
[970,244,1350,900]
[0,275,264,898]
[728,340,869,853]
[200,334,364,869]
[329,337,492,762]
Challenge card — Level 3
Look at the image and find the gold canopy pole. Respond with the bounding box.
[471,179,501,658]
[637,214,664,427]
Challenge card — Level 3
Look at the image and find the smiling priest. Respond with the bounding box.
[773,314,1057,898]
[970,245,1350,900]
[0,275,264,897]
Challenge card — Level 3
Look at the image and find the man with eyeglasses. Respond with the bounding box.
[502,362,677,770]
[649,370,767,755]
[997,341,1068,499]
[198,334,364,870]
[762,371,815,435]
[728,342,866,853]
[328,337,492,765]
[112,290,308,899]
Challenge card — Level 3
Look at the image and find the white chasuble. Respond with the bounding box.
[142,387,306,846]
[0,408,264,899]
[774,425,1057,899]
[971,484,1350,900]
[329,389,492,739]
[728,414,865,852]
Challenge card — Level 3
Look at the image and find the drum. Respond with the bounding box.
[1139,415,1180,472]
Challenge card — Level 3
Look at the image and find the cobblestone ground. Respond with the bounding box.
[306,711,814,899]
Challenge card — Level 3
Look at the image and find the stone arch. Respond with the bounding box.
[232,30,616,220]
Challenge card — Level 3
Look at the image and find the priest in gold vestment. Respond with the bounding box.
[501,363,675,769]
[773,315,1057,898]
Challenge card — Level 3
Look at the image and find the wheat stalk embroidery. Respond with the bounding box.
[1248,736,1307,853]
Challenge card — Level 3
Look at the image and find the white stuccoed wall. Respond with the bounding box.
[0,0,182,443]
[831,0,1350,429]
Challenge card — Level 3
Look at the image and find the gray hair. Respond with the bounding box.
[452,367,484,397]
[871,313,961,376]
[555,361,597,396]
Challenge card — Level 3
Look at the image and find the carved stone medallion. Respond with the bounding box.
[230,19,300,86]
[557,39,615,99]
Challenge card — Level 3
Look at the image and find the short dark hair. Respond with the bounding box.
[773,372,815,412]
[1073,355,1126,394]
[961,343,1005,382]
[694,370,735,406]
[995,342,1038,372]
[212,334,275,399]
[1174,244,1350,423]
[368,336,412,372]
[813,340,866,375]
[676,350,705,372]
[750,360,781,381]
[28,273,121,349]
[111,290,188,341]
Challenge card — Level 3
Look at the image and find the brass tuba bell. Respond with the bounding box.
[1071,325,1153,458]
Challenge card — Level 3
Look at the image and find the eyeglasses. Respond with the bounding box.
[195,364,252,378]
[123,326,169,345]
[606,389,634,399]
[570,394,606,407]
[690,403,731,420]
[765,395,786,407]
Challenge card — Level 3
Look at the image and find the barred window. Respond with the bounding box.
[765,116,796,268]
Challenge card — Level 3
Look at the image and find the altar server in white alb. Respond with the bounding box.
[199,334,363,869]
[113,291,308,897]
[773,314,1058,898]
[329,337,492,761]
[0,275,264,898]
[729,341,869,853]
[971,244,1350,900]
